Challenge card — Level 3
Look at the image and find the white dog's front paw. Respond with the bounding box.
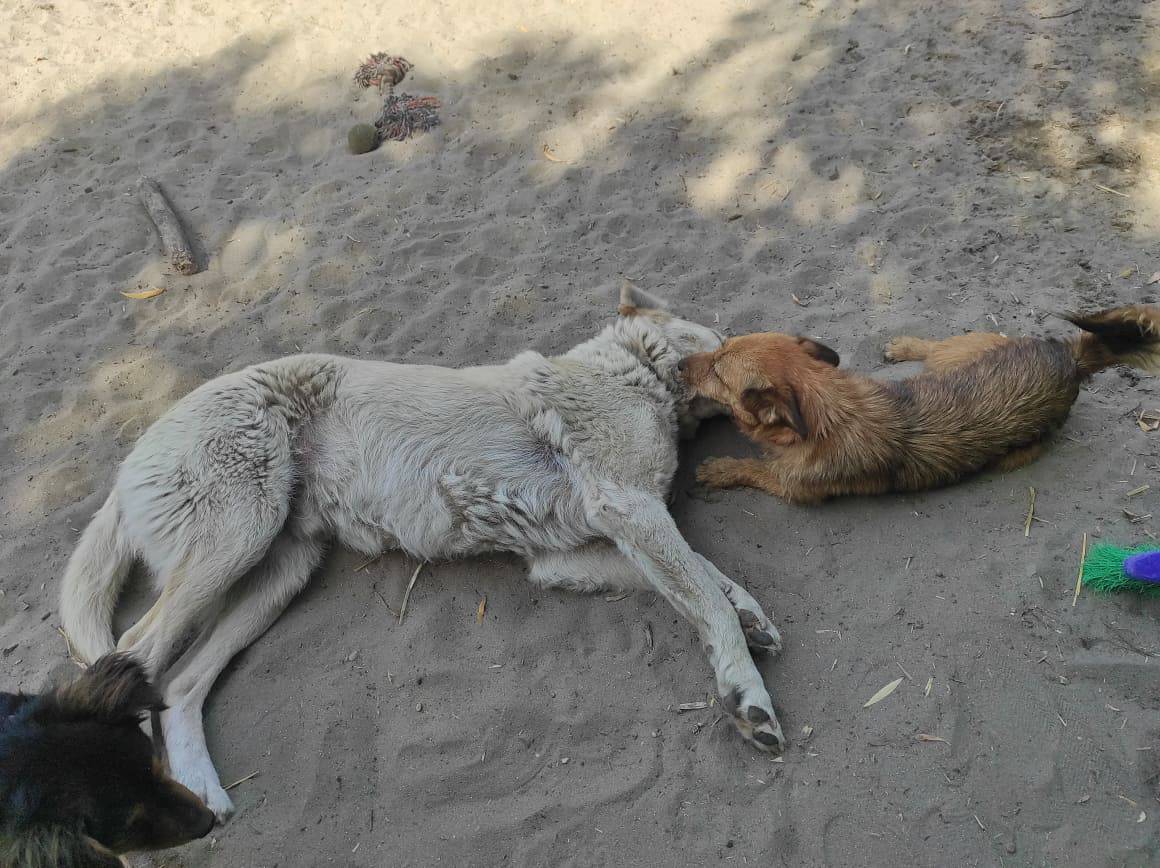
[723,684,786,754]
[716,578,783,656]
[736,608,783,656]
[201,783,236,823]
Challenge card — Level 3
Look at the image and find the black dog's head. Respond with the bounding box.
[0,654,216,867]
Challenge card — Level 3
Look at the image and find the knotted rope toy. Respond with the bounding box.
[348,53,441,153]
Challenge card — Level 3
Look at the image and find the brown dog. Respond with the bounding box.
[679,305,1160,504]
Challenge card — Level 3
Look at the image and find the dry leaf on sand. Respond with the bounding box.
[120,287,165,299]
[542,144,567,163]
[863,677,903,708]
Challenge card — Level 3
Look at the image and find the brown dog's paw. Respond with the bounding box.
[883,336,924,363]
[696,458,745,489]
[722,686,786,755]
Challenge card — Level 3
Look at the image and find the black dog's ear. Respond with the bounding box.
[4,828,125,868]
[795,336,840,367]
[741,386,809,439]
[47,653,164,725]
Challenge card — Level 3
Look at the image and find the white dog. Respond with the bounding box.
[60,284,785,819]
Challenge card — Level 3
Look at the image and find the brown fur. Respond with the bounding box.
[680,305,1160,504]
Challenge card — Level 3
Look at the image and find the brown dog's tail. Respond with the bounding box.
[1063,304,1160,378]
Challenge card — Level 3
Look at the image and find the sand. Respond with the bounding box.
[2,0,1159,864]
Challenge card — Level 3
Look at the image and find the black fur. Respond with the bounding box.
[0,654,215,868]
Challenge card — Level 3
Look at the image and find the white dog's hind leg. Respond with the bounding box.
[527,543,652,594]
[583,485,786,753]
[119,509,289,677]
[693,554,782,656]
[160,530,325,820]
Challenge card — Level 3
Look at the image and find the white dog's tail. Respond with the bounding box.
[60,490,135,664]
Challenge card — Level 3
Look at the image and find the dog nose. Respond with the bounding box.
[677,357,689,373]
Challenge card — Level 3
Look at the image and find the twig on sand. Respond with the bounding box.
[1039,6,1083,19]
[1024,486,1037,537]
[354,554,383,572]
[55,626,85,668]
[372,585,399,617]
[223,771,260,791]
[1093,182,1130,199]
[398,561,426,624]
[1072,532,1087,607]
[137,176,199,274]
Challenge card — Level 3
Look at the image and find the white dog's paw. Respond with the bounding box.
[736,608,783,656]
[167,733,236,822]
[723,685,786,755]
[716,579,783,656]
[201,783,236,823]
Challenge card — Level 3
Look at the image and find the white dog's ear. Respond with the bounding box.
[618,279,669,316]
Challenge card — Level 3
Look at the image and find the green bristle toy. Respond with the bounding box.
[1081,544,1160,597]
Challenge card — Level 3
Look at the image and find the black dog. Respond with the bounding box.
[0,654,215,867]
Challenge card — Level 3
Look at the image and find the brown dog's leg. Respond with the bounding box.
[697,457,777,490]
[887,332,1008,372]
[883,336,938,363]
[697,458,826,504]
[990,440,1046,473]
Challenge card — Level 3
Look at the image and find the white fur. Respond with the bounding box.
[60,287,784,819]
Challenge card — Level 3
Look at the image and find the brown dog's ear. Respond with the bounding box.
[47,653,164,726]
[795,337,840,367]
[741,386,809,439]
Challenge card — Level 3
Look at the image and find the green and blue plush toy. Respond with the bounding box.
[1082,544,1160,597]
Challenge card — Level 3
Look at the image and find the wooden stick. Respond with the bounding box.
[1039,6,1083,19]
[223,770,260,791]
[55,625,84,667]
[1072,532,1087,607]
[137,176,199,274]
[1023,486,1037,538]
[1093,182,1130,199]
[398,561,425,624]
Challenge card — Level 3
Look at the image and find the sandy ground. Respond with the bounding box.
[2,0,1159,864]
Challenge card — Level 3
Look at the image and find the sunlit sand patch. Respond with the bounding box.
[17,349,190,460]
[791,165,866,226]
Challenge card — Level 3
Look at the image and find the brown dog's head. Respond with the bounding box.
[0,654,216,867]
[678,332,840,444]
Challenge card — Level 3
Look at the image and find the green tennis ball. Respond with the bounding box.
[347,123,379,155]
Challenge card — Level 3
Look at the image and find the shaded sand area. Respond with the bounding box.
[1,0,1158,864]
